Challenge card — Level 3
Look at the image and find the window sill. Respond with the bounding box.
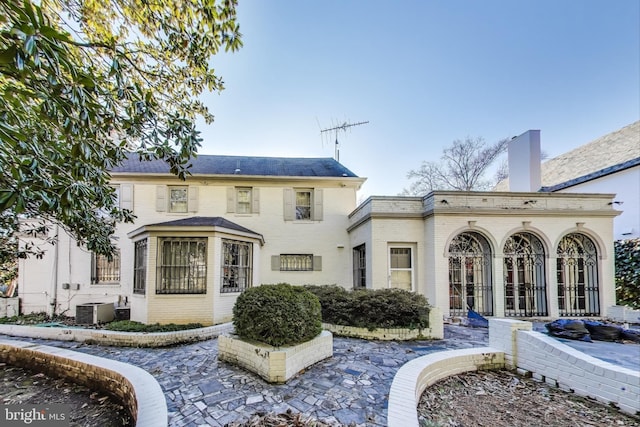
[153,293,207,297]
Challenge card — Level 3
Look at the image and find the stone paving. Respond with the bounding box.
[2,324,638,426]
[0,325,489,426]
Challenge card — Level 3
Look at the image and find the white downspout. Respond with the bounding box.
[48,225,59,317]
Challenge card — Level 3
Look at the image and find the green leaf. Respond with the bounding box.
[0,46,18,64]
[24,35,35,55]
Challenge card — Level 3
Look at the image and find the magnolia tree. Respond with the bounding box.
[0,0,242,258]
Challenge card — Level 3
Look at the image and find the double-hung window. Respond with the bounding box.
[156,185,197,213]
[227,187,260,214]
[133,239,147,295]
[169,186,188,213]
[236,188,252,213]
[295,190,312,220]
[389,247,413,291]
[283,188,323,221]
[353,244,366,289]
[91,251,121,284]
[157,238,207,294]
[221,240,252,293]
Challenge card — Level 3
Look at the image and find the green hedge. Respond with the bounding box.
[105,320,203,332]
[305,285,430,330]
[233,283,322,347]
[615,238,640,309]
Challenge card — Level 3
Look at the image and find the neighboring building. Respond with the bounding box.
[495,121,640,240]
[18,147,621,324]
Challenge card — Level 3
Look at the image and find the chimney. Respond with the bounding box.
[508,130,541,192]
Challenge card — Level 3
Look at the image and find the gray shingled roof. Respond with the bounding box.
[110,154,359,178]
[495,121,640,192]
[146,216,260,236]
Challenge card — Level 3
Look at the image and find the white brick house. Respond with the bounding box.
[17,153,620,324]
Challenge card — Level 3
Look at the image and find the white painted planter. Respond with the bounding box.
[218,330,333,383]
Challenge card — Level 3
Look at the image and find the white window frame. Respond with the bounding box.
[295,189,312,220]
[388,245,414,291]
[168,186,188,213]
[221,239,253,293]
[133,239,147,295]
[236,187,252,214]
[353,244,366,289]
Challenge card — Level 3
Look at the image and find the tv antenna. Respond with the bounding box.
[320,120,369,162]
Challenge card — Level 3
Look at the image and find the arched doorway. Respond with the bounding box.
[448,232,493,317]
[557,233,600,316]
[503,232,547,317]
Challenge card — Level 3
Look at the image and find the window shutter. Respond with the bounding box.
[156,185,167,212]
[120,184,133,211]
[226,187,235,213]
[283,188,294,221]
[252,188,260,214]
[271,255,281,271]
[188,187,199,212]
[313,256,322,271]
[313,189,323,221]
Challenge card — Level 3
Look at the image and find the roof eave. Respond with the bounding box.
[127,224,265,245]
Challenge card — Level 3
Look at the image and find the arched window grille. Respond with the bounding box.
[448,232,493,317]
[556,233,600,316]
[503,232,547,317]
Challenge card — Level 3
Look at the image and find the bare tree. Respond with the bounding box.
[402,136,509,195]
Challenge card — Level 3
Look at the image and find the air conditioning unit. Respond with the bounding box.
[75,303,115,325]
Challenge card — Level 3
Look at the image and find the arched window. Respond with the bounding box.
[556,233,599,316]
[503,233,547,317]
[448,232,493,317]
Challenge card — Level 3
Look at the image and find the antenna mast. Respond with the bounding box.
[320,120,369,162]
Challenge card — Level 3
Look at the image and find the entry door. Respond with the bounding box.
[389,247,413,291]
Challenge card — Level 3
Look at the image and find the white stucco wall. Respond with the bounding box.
[556,165,639,240]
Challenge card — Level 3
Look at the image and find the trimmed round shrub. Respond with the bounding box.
[233,283,322,347]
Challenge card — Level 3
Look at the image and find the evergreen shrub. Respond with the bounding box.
[305,285,430,330]
[233,283,322,347]
[615,238,640,309]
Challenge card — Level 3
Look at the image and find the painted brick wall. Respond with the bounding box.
[515,330,640,414]
[0,323,232,347]
[490,318,639,415]
[218,331,333,383]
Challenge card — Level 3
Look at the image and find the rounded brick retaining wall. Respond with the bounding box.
[387,347,504,427]
[0,339,167,427]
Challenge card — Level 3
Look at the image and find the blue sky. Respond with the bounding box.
[198,0,640,200]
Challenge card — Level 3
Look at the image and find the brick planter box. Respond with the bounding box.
[218,331,333,383]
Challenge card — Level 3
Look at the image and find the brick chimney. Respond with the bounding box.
[508,130,541,192]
